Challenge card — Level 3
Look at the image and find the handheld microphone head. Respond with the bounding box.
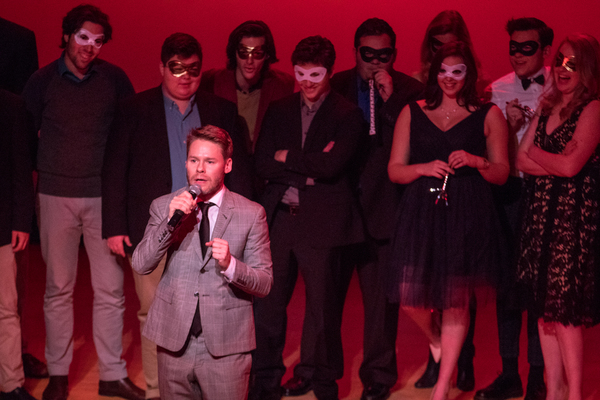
[189,184,201,200]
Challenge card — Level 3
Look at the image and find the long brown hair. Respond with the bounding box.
[419,10,474,83]
[540,33,600,119]
[425,41,481,111]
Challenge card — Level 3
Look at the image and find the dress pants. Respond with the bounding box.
[39,194,127,380]
[157,334,251,400]
[129,254,165,399]
[495,178,544,367]
[337,238,399,388]
[252,209,343,400]
[0,244,25,392]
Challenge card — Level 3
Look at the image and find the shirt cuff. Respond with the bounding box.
[220,257,237,281]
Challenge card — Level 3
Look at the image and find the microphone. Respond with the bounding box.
[167,185,202,229]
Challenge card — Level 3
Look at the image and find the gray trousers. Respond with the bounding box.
[129,254,165,399]
[0,244,25,392]
[157,334,251,400]
[39,194,127,380]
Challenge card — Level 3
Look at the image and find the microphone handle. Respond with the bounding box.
[167,209,185,228]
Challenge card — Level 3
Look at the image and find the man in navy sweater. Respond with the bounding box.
[22,5,142,400]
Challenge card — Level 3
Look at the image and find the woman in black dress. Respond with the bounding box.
[388,41,509,400]
[516,33,600,400]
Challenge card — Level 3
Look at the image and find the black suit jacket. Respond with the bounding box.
[330,68,424,240]
[102,86,252,251]
[254,91,364,248]
[0,90,34,246]
[0,18,38,95]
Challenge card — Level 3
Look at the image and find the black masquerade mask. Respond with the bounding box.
[359,46,394,63]
[430,37,445,53]
[509,40,540,56]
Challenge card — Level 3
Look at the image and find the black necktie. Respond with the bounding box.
[521,74,545,90]
[199,202,214,257]
[191,202,214,337]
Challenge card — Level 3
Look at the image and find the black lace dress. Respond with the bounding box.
[517,101,600,327]
[388,102,505,309]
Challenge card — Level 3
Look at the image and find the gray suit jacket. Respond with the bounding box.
[132,187,272,356]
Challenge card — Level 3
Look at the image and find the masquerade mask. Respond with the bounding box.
[438,63,467,80]
[359,46,394,63]
[167,60,201,78]
[430,37,445,54]
[74,28,104,49]
[555,52,577,72]
[294,65,328,83]
[237,44,266,61]
[509,40,540,57]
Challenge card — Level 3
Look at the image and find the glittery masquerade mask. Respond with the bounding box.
[555,52,577,72]
[167,60,201,78]
[237,44,266,60]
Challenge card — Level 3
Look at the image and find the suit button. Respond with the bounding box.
[194,292,199,297]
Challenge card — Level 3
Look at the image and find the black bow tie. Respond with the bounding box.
[521,74,545,90]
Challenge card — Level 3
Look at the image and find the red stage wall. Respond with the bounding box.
[2,0,599,93]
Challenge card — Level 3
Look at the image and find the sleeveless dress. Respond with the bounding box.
[388,102,504,309]
[516,101,600,327]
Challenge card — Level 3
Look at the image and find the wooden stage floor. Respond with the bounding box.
[18,245,600,399]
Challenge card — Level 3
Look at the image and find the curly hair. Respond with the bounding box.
[60,4,112,48]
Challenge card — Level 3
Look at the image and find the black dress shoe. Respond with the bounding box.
[0,387,37,400]
[42,376,68,400]
[456,362,475,391]
[22,353,49,379]
[98,377,145,400]
[524,380,546,400]
[248,387,281,400]
[414,350,439,388]
[281,376,312,396]
[360,383,390,400]
[474,373,523,400]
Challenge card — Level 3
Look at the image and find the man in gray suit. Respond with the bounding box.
[132,125,273,400]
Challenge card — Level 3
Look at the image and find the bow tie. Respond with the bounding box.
[521,74,545,90]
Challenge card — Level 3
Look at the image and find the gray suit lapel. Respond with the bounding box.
[212,189,233,243]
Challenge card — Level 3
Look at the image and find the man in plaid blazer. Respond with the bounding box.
[132,125,272,400]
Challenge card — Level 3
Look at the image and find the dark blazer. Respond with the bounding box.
[0,17,38,95]
[254,91,365,248]
[330,68,424,240]
[200,68,295,152]
[132,187,272,354]
[0,90,34,246]
[102,86,253,251]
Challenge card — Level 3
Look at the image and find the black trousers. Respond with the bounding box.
[251,209,343,400]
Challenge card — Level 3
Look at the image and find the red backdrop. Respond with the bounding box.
[2,0,599,92]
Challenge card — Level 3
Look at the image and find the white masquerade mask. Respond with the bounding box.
[74,28,105,49]
[294,65,328,83]
[438,63,467,80]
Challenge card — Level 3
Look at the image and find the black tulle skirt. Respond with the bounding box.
[387,174,505,309]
